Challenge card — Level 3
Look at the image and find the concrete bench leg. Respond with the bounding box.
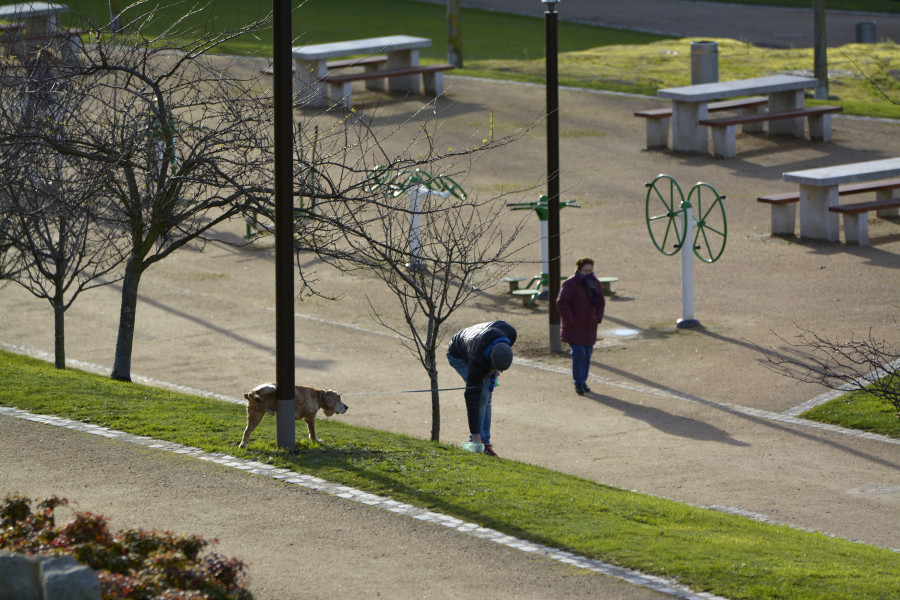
[422,71,444,96]
[645,117,670,149]
[875,189,899,217]
[364,65,385,91]
[807,113,832,141]
[770,203,797,236]
[740,106,765,133]
[799,184,840,242]
[709,125,736,158]
[329,82,353,109]
[841,213,868,246]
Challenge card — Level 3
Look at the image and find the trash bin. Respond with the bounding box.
[856,21,877,43]
[690,41,718,85]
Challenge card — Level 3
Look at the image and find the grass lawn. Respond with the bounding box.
[802,387,900,438]
[68,0,900,117]
[2,349,899,600]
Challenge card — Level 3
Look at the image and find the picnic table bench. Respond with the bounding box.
[323,62,453,109]
[780,158,900,243]
[0,2,66,34]
[758,178,900,237]
[829,198,900,245]
[0,2,82,60]
[263,55,387,77]
[504,274,618,306]
[292,35,450,108]
[699,104,842,158]
[635,96,768,149]
[657,75,820,155]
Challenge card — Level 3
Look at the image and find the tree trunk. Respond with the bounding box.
[53,298,65,369]
[447,0,463,68]
[430,370,440,441]
[427,347,440,441]
[111,258,142,381]
[53,217,66,369]
[813,0,828,99]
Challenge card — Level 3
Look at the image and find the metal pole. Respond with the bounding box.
[545,0,562,353]
[677,202,701,329]
[273,0,296,451]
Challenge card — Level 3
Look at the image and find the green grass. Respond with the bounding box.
[2,349,899,600]
[66,0,900,118]
[801,388,900,438]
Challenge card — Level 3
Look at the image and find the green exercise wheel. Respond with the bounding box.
[645,174,688,256]
[686,182,727,263]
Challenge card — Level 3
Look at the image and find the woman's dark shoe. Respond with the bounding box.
[583,384,591,393]
[575,384,586,395]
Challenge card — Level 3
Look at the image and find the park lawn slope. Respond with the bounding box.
[1,349,898,600]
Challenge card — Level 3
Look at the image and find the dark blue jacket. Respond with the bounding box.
[448,320,517,408]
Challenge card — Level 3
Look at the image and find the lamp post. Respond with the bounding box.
[544,0,562,353]
[273,0,296,451]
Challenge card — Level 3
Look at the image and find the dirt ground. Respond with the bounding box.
[2,56,899,597]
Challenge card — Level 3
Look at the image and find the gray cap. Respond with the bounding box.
[489,343,513,371]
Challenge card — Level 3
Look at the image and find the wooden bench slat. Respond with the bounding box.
[323,63,454,85]
[325,55,387,70]
[828,199,900,215]
[757,192,800,204]
[264,55,388,76]
[827,198,900,245]
[699,105,843,128]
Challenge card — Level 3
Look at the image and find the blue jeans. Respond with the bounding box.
[570,344,593,387]
[447,352,492,445]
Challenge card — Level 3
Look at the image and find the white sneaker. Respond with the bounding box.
[461,442,485,453]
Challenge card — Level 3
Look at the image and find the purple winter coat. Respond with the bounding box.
[556,272,606,346]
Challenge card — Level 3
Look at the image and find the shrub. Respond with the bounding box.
[0,494,253,600]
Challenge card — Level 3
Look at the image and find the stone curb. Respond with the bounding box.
[0,406,727,600]
[0,551,100,600]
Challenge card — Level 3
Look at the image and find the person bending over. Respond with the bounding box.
[447,320,516,457]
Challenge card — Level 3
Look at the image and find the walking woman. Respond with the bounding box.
[556,257,606,395]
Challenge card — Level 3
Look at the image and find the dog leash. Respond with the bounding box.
[340,386,473,396]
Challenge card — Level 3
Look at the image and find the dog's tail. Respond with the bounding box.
[246,383,277,403]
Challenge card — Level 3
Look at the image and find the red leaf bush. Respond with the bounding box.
[1,494,253,600]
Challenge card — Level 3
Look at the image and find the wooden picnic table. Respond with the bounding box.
[0,2,67,35]
[292,35,432,108]
[782,157,900,242]
[657,74,819,154]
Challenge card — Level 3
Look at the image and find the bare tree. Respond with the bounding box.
[759,326,899,420]
[254,114,534,441]
[2,5,276,381]
[0,145,126,369]
[0,44,127,368]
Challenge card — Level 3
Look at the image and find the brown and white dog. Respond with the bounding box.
[239,383,348,448]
